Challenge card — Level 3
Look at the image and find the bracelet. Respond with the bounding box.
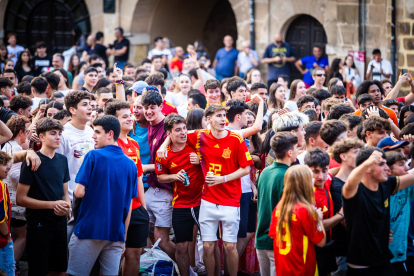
[115,79,124,85]
[338,212,344,219]
[223,175,227,183]
[195,67,201,70]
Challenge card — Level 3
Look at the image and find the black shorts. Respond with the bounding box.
[172,206,200,243]
[126,206,150,248]
[11,218,26,228]
[26,221,67,275]
[238,192,257,238]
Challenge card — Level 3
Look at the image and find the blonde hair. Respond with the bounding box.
[276,165,317,246]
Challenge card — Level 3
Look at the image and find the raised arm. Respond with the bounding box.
[342,150,384,199]
[241,95,264,138]
[113,63,126,102]
[384,73,410,101]
[0,120,12,144]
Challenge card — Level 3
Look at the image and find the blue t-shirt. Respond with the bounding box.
[262,42,294,81]
[129,123,151,188]
[300,55,329,85]
[407,198,414,257]
[74,145,138,242]
[390,186,414,262]
[215,47,239,77]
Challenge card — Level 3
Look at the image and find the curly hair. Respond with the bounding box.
[64,90,92,113]
[6,115,30,139]
[362,116,391,136]
[331,138,365,163]
[9,95,32,113]
[104,100,131,116]
[0,151,12,165]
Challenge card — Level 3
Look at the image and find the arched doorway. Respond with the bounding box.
[130,0,237,61]
[286,15,327,81]
[4,0,91,54]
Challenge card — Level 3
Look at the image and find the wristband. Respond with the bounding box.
[195,67,201,70]
[115,79,124,85]
[223,175,227,183]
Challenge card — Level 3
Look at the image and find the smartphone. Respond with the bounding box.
[403,69,407,74]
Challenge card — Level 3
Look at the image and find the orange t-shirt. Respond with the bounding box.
[354,104,398,126]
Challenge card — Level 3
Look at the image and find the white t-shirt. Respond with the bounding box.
[57,89,72,96]
[31,97,43,112]
[284,100,298,112]
[7,45,25,64]
[2,141,25,220]
[148,48,173,60]
[177,103,189,118]
[366,59,393,81]
[55,122,95,200]
[227,128,252,193]
[169,92,188,107]
[297,150,307,165]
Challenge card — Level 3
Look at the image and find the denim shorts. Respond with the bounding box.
[0,241,15,276]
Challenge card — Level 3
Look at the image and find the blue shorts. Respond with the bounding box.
[0,241,15,276]
[238,192,257,238]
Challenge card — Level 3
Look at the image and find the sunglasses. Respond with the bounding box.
[315,74,325,77]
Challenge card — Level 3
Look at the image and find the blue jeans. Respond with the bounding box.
[0,241,15,276]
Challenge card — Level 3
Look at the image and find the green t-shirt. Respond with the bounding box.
[255,161,289,250]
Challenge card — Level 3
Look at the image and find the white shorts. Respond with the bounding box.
[199,199,240,243]
[145,186,173,228]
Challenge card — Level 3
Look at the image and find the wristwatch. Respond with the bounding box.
[1,232,11,239]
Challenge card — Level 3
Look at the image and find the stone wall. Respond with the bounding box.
[396,0,414,91]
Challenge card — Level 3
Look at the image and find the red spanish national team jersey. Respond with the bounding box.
[118,137,143,209]
[186,129,254,207]
[154,144,204,208]
[269,202,325,276]
[314,174,333,220]
[162,100,178,116]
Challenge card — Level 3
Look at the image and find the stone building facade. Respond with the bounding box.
[0,0,412,88]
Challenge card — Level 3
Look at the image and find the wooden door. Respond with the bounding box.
[286,15,328,82]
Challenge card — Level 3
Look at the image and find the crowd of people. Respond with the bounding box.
[0,27,412,276]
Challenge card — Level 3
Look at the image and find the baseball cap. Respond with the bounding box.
[130,81,148,95]
[142,86,159,95]
[377,136,409,152]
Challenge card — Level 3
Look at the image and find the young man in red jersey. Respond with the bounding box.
[155,113,204,276]
[104,100,148,276]
[204,79,222,105]
[145,73,177,115]
[158,104,254,276]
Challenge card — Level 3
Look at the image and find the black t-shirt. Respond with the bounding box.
[32,55,52,76]
[19,151,70,226]
[343,176,399,266]
[94,43,108,68]
[330,177,347,256]
[0,108,17,124]
[79,86,90,93]
[14,64,34,82]
[113,38,130,62]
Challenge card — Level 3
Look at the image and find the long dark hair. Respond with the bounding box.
[268,83,284,110]
[53,68,71,89]
[344,55,356,69]
[68,54,80,75]
[329,58,342,80]
[399,105,414,129]
[186,108,205,130]
[75,61,88,77]
[15,50,32,68]
[92,78,111,93]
